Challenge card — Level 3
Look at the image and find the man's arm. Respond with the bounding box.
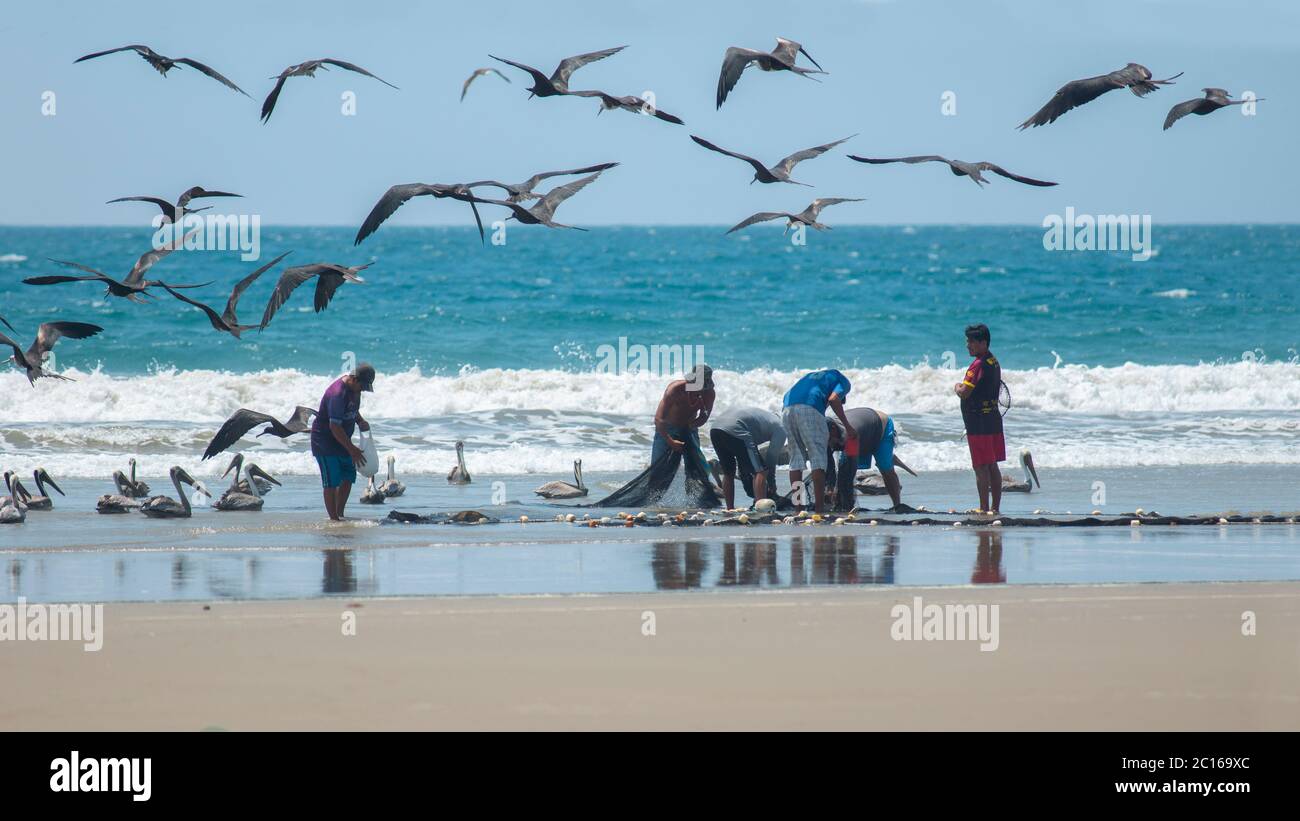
[955,360,981,398]
[827,392,856,440]
[331,422,366,468]
[356,412,370,432]
[692,389,715,427]
[654,384,685,450]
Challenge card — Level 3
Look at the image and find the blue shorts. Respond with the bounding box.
[859,417,896,471]
[315,453,356,489]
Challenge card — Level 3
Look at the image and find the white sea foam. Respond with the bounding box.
[0,253,28,263]
[2,362,1298,476]
[1153,288,1195,298]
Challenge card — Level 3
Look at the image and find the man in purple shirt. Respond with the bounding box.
[311,363,374,521]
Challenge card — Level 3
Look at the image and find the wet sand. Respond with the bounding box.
[4,582,1297,730]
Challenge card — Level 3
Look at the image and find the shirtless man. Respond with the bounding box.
[652,365,715,471]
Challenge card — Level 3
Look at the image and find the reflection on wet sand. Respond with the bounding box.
[971,531,1005,584]
[651,534,903,590]
[323,550,357,595]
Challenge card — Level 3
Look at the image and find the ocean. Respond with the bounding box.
[2,224,1299,482]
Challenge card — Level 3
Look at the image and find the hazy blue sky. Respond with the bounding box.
[2,0,1297,225]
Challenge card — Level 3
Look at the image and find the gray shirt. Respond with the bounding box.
[710,407,787,470]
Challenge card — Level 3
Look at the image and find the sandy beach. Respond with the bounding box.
[3,582,1296,731]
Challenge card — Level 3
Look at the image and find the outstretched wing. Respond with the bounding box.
[1162,97,1203,130]
[74,44,154,63]
[550,46,625,89]
[978,162,1058,186]
[125,229,197,285]
[1017,73,1122,129]
[716,47,763,108]
[354,183,447,245]
[726,212,787,234]
[771,38,822,71]
[107,195,177,221]
[260,266,320,328]
[0,330,30,369]
[489,55,551,89]
[27,321,102,363]
[203,408,280,460]
[260,73,291,122]
[848,154,948,166]
[461,68,509,101]
[0,314,13,334]
[161,285,227,332]
[320,59,398,89]
[532,172,603,223]
[224,251,291,325]
[176,187,242,208]
[284,405,317,434]
[774,135,854,175]
[174,57,249,96]
[690,135,768,176]
[517,162,620,193]
[802,197,863,220]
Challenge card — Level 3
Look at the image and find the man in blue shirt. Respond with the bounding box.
[782,369,857,514]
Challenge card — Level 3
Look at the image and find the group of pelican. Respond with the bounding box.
[2,469,64,523]
[360,455,407,505]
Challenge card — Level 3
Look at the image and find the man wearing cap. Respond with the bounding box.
[651,365,715,472]
[311,363,374,521]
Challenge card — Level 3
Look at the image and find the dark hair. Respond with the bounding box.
[964,324,991,344]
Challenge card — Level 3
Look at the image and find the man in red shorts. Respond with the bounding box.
[954,324,1005,514]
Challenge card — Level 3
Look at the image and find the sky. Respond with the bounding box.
[1,0,1297,226]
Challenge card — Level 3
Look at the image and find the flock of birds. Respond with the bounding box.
[0,34,1261,519]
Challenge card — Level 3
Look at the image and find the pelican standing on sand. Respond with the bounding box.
[139,466,211,518]
[535,460,587,499]
[213,462,280,511]
[447,441,471,484]
[378,455,405,497]
[1002,450,1042,493]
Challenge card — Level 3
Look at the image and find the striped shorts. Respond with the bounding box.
[783,404,831,473]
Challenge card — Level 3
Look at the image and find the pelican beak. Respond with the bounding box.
[195,482,212,499]
[1025,453,1041,489]
[37,469,64,496]
[250,466,282,486]
[222,454,241,479]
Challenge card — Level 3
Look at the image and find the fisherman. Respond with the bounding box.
[708,406,785,508]
[310,363,374,521]
[782,369,856,514]
[954,324,1004,514]
[652,364,715,472]
[825,407,914,510]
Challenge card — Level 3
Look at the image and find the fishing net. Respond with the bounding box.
[591,446,722,510]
